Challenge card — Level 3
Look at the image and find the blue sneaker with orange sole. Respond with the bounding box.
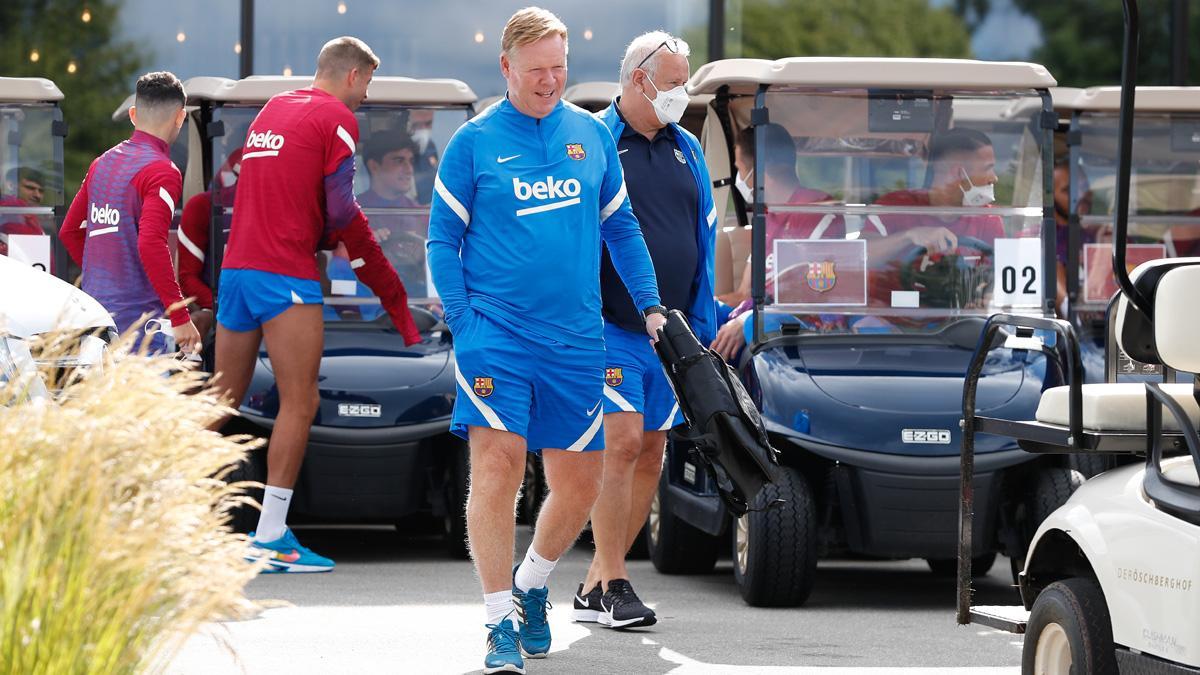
[246,528,334,573]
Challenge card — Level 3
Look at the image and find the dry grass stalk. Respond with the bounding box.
[0,328,266,674]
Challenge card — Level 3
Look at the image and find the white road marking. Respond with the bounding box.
[167,604,590,673]
[658,647,1019,674]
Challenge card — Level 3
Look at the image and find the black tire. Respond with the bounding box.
[224,446,266,534]
[1067,454,1117,479]
[1032,468,1085,525]
[1022,578,1118,675]
[1012,467,1085,583]
[647,472,721,574]
[927,553,996,578]
[443,437,470,559]
[732,466,818,607]
[626,522,650,560]
[517,455,546,528]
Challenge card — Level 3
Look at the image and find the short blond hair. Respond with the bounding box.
[316,36,380,77]
[501,7,568,58]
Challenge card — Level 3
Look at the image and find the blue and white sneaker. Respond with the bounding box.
[513,577,552,658]
[246,529,334,573]
[484,616,525,674]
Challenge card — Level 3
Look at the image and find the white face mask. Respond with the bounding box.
[642,77,689,126]
[735,169,754,203]
[960,168,995,207]
[411,127,433,152]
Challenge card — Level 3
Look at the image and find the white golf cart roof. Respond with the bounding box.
[564,80,714,113]
[688,58,1057,95]
[0,77,64,103]
[1058,86,1200,113]
[183,75,477,106]
[563,81,619,108]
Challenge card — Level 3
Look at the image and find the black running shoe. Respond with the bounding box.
[599,579,657,629]
[571,582,603,623]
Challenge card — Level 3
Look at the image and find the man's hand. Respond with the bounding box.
[174,320,203,356]
[645,312,668,342]
[711,314,747,362]
[191,308,214,338]
[374,227,392,242]
[906,226,958,254]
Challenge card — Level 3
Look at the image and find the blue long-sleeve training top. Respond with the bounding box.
[427,97,660,351]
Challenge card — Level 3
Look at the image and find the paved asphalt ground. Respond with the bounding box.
[169,525,1026,674]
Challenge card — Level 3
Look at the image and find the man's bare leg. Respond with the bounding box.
[584,417,667,591]
[209,323,263,431]
[531,449,603,562]
[259,304,324,488]
[466,426,527,594]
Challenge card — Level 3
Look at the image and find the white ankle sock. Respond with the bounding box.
[514,545,557,592]
[484,590,515,626]
[254,485,292,542]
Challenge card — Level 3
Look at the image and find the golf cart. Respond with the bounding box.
[648,56,1078,607]
[958,2,1200,671]
[1,77,65,274]
[186,75,476,556]
[1061,84,1200,372]
[0,77,115,399]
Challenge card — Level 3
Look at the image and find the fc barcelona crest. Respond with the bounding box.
[565,143,586,160]
[605,367,623,387]
[473,377,495,398]
[806,261,837,293]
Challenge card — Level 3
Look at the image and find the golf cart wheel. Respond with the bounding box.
[223,445,266,535]
[1022,578,1117,675]
[647,472,720,574]
[626,522,650,560]
[1012,467,1085,583]
[443,436,470,559]
[1068,454,1117,479]
[926,553,995,578]
[732,466,817,607]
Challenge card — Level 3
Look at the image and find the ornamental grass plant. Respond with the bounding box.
[0,329,264,674]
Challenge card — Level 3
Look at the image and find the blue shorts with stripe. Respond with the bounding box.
[451,309,605,454]
[216,269,323,332]
[602,321,682,431]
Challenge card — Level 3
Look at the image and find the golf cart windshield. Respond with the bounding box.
[753,88,1049,334]
[212,103,467,324]
[0,99,64,270]
[1071,109,1200,309]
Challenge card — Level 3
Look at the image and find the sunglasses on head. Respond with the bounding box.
[634,39,680,72]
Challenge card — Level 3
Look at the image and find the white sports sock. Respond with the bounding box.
[484,590,515,627]
[254,485,293,543]
[514,545,557,592]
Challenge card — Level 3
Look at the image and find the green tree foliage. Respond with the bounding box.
[1011,0,1196,87]
[0,1,145,195]
[738,0,974,60]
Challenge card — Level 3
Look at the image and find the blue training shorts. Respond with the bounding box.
[601,321,683,431]
[216,269,323,332]
[451,309,604,454]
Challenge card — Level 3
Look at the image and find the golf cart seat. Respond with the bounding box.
[963,258,1200,455]
[1036,382,1200,431]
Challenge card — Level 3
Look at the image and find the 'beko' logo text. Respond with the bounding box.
[512,176,582,217]
[90,204,120,225]
[243,130,285,158]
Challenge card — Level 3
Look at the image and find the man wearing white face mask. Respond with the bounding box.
[578,31,722,630]
[870,127,1004,257]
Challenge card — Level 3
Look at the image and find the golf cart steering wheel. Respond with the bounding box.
[897,235,995,307]
[373,304,441,334]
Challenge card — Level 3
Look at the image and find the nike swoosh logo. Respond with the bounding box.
[575,594,589,605]
[618,149,629,155]
[273,549,301,563]
[497,154,521,163]
[271,494,288,501]
[587,401,602,416]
